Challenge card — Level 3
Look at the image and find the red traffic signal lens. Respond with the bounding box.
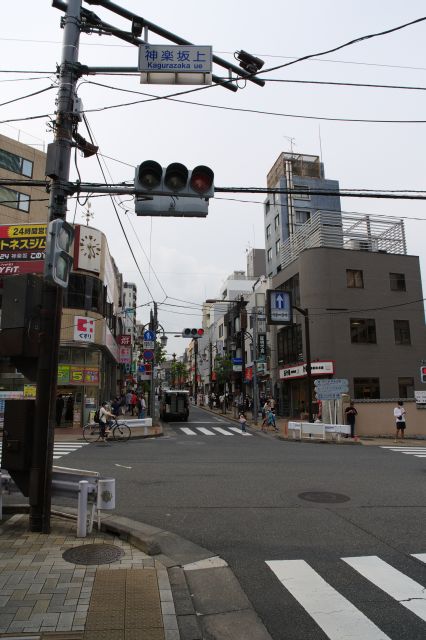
[197,328,204,336]
[165,163,188,192]
[138,160,162,190]
[190,165,214,194]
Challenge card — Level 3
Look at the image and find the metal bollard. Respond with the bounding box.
[77,480,89,538]
[97,478,116,531]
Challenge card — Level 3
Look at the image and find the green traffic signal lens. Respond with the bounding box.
[165,163,188,192]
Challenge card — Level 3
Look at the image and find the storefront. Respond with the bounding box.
[57,347,102,427]
[278,361,334,418]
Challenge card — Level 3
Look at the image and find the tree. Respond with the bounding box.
[155,341,167,364]
[171,361,187,388]
[213,355,232,389]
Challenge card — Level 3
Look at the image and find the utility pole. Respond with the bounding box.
[30,0,82,533]
[149,301,157,421]
[293,306,313,423]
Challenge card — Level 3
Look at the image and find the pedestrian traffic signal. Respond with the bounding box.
[44,219,74,288]
[421,366,426,383]
[134,161,214,217]
[182,328,204,339]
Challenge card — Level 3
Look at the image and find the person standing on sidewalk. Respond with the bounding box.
[345,401,358,438]
[394,401,406,442]
[239,411,247,433]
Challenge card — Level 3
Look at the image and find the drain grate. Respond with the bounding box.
[298,491,350,504]
[62,543,125,565]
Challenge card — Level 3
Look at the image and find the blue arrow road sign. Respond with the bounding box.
[143,330,156,341]
[267,289,292,325]
[138,364,146,373]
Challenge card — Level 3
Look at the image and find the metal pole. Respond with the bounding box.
[30,0,82,533]
[252,310,259,425]
[304,310,314,423]
[149,302,157,422]
[77,480,88,538]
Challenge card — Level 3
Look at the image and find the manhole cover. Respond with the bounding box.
[298,491,350,504]
[62,543,125,565]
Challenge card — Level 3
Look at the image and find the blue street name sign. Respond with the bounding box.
[232,357,243,365]
[143,330,156,341]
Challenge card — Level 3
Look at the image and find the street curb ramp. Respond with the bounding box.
[98,512,272,639]
[63,508,273,640]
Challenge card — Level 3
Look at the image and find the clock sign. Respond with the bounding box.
[74,225,102,273]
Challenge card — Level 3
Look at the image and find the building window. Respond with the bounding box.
[267,248,272,262]
[390,272,406,291]
[0,186,30,212]
[398,377,414,398]
[275,239,280,255]
[266,224,271,238]
[350,318,376,343]
[294,185,310,200]
[0,148,33,177]
[63,274,105,315]
[219,324,223,338]
[283,273,300,307]
[354,377,380,399]
[274,214,280,229]
[277,324,303,364]
[394,320,411,345]
[295,209,310,225]
[346,269,364,288]
[265,200,270,215]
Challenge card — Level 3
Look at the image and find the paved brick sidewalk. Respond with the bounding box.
[0,514,178,639]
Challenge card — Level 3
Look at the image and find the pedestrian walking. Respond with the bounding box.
[393,401,406,442]
[345,401,358,438]
[239,411,247,433]
[131,391,138,416]
[55,394,64,427]
[126,390,132,414]
[267,408,278,431]
[138,395,146,419]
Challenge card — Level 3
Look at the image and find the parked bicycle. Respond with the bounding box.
[83,417,131,443]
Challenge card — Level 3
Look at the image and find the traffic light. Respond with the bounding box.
[134,160,214,217]
[182,328,204,339]
[44,219,74,288]
[421,366,426,383]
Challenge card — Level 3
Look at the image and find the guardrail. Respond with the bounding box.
[1,466,115,537]
[288,421,351,441]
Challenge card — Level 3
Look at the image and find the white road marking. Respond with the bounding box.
[212,427,234,436]
[228,427,252,436]
[411,553,426,564]
[180,427,197,435]
[115,463,132,469]
[343,555,426,622]
[381,447,426,450]
[266,559,391,640]
[196,427,215,435]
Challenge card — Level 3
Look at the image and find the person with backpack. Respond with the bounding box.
[98,401,114,441]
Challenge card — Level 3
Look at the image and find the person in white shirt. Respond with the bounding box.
[393,401,406,442]
[99,401,114,441]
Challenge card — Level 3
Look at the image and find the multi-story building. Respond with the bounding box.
[264,152,341,277]
[269,209,426,417]
[0,134,126,427]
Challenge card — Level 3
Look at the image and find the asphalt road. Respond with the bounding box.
[60,405,426,640]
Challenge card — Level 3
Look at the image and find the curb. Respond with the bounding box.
[3,505,272,640]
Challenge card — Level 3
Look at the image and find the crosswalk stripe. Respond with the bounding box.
[228,427,253,436]
[266,559,391,640]
[212,427,233,436]
[0,442,87,464]
[411,553,426,564]
[196,427,215,435]
[180,427,197,435]
[381,447,426,450]
[343,555,426,622]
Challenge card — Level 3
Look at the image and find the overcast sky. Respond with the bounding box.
[1,1,426,356]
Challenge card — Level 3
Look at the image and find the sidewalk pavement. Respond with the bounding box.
[0,509,272,640]
[196,405,426,446]
[54,417,163,443]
